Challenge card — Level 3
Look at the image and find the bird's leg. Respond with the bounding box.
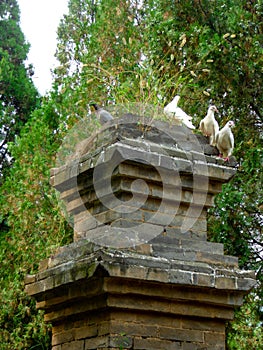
[223,157,230,162]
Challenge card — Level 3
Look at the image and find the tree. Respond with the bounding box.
[142,0,262,123]
[0,2,70,348]
[0,0,39,177]
[0,98,73,349]
[53,0,144,119]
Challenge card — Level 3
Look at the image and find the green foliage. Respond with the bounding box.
[0,99,73,349]
[142,0,263,125]
[226,289,263,350]
[0,0,39,176]
[208,145,262,269]
[54,0,144,111]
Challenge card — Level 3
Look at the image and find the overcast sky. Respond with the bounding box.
[18,0,69,95]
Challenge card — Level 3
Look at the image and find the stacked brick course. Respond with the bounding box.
[25,115,256,349]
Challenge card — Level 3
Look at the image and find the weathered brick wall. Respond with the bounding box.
[25,240,255,349]
[51,309,226,350]
[25,116,256,350]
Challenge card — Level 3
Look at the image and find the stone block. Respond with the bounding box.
[182,318,225,332]
[74,216,98,233]
[159,155,193,172]
[52,330,74,346]
[169,269,194,285]
[109,335,133,349]
[147,267,170,283]
[84,336,109,349]
[193,272,214,287]
[144,210,177,226]
[204,331,225,345]
[61,340,84,350]
[75,325,98,340]
[197,251,238,268]
[181,342,205,350]
[152,244,197,261]
[236,277,257,291]
[159,327,204,342]
[97,321,111,336]
[52,346,62,350]
[25,279,48,296]
[151,144,189,159]
[131,243,153,255]
[24,274,36,284]
[176,217,207,237]
[180,239,223,254]
[134,337,182,350]
[121,137,150,151]
[215,276,237,290]
[66,196,86,215]
[38,258,49,272]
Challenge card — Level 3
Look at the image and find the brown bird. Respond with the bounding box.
[199,105,219,146]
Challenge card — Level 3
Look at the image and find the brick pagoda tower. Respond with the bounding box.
[25,115,256,350]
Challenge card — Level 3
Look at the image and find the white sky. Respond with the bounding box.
[17,0,69,95]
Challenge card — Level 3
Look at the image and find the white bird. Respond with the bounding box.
[90,103,113,124]
[216,120,235,161]
[199,105,219,146]
[164,95,195,129]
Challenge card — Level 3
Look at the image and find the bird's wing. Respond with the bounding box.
[214,120,219,135]
[99,109,113,124]
[229,131,234,149]
[199,119,205,133]
[215,131,223,153]
[182,119,196,129]
[164,95,180,114]
[224,133,233,157]
[175,107,192,121]
[164,102,173,114]
[215,131,219,144]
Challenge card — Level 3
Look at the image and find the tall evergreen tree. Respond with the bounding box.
[0,1,52,348]
[0,0,39,177]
